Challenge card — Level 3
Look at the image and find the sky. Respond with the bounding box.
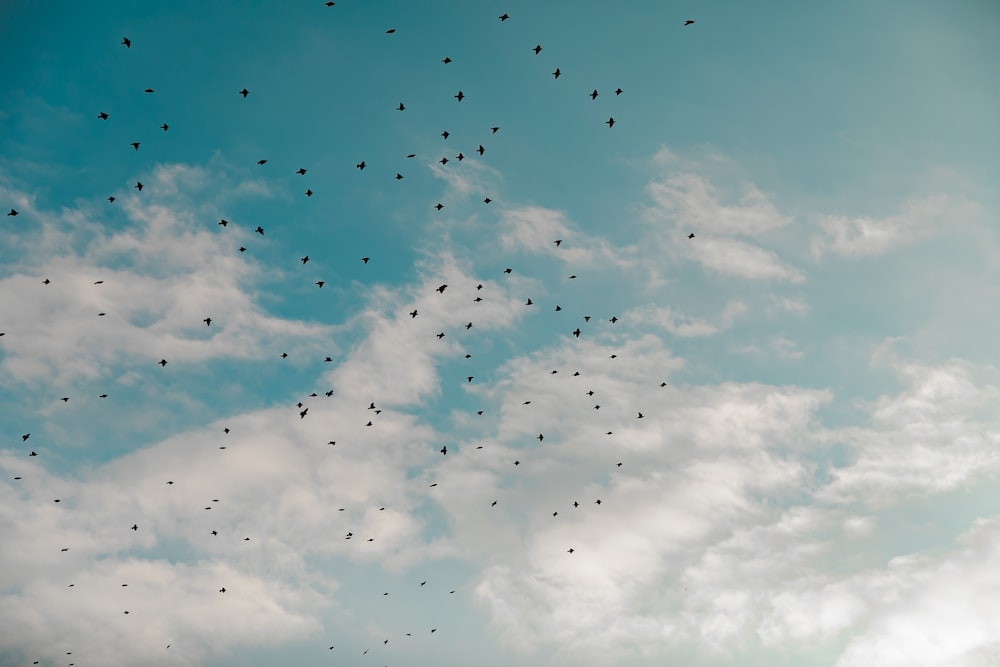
[1,1,1000,665]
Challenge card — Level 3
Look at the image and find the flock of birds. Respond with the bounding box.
[7,6,699,665]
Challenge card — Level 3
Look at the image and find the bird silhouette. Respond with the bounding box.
[122,37,131,47]
[239,88,249,97]
[533,44,542,54]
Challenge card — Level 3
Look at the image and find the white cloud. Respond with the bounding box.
[810,194,979,258]
[647,173,793,236]
[687,237,805,282]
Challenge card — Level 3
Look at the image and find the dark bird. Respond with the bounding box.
[362,257,370,263]
[688,232,695,239]
[326,1,335,5]
[436,284,448,293]
[42,278,50,284]
[158,359,167,366]
[537,434,544,441]
[255,226,264,235]
[436,332,445,339]
[440,446,447,455]
[637,412,644,418]
[568,548,574,554]
[660,382,668,387]
[491,126,500,134]
[442,56,452,64]
[356,160,366,170]
[239,88,249,98]
[504,267,512,274]
[97,112,108,120]
[131,524,138,531]
[395,173,404,180]
[301,256,309,264]
[131,142,140,151]
[296,168,307,174]
[554,239,562,246]
[60,397,69,402]
[386,28,396,33]
[219,587,226,593]
[135,181,143,191]
[466,376,474,383]
[572,328,581,337]
[144,88,154,93]
[606,117,615,127]
[525,298,533,305]
[29,451,36,456]
[610,316,618,323]
[483,197,492,204]
[257,159,267,165]
[477,145,485,155]
[410,309,418,318]
[533,44,542,54]
[615,87,623,95]
[499,12,509,21]
[160,123,169,131]
[122,37,131,47]
[684,19,696,26]
[204,318,212,326]
[455,90,465,101]
[435,203,444,210]
[398,102,406,111]
[305,189,313,197]
[552,68,561,79]
[590,89,598,100]
[316,281,325,288]
[218,219,228,227]
[439,157,449,165]
[442,130,450,139]
[108,196,115,202]
[456,152,465,161]
[555,305,562,311]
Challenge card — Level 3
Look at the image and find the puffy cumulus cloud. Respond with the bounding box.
[810,194,980,259]
[496,205,633,268]
[819,356,1000,504]
[325,252,530,407]
[0,173,331,385]
[626,301,747,338]
[438,333,833,661]
[836,518,1000,667]
[0,557,324,667]
[647,173,792,237]
[686,237,805,282]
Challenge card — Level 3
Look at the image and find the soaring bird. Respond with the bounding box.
[454,90,465,101]
[533,44,542,54]
[203,318,212,326]
[684,19,696,26]
[301,256,309,264]
[122,37,131,47]
[499,13,509,21]
[158,359,167,366]
[590,89,598,100]
[397,102,405,111]
[436,284,447,293]
[239,88,249,97]
[7,209,18,216]
[688,232,695,239]
[255,226,264,235]
[296,168,307,174]
[442,56,452,64]
[130,142,140,151]
[160,124,169,131]
[97,112,108,120]
[552,68,561,79]
[144,88,154,93]
[615,87,623,95]
[134,181,143,191]
[356,160,365,170]
[606,117,615,127]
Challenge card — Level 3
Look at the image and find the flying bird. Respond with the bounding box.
[606,117,615,127]
[590,89,598,100]
[499,13,509,21]
[442,56,452,64]
[533,44,542,54]
[122,37,131,47]
[552,68,561,78]
[684,19,696,25]
[688,232,695,239]
[454,90,464,101]
[97,112,108,120]
[160,123,169,131]
[144,88,154,93]
[296,168,307,174]
[134,181,143,191]
[239,88,249,97]
[131,142,140,151]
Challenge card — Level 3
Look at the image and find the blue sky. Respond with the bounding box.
[2,1,1000,665]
